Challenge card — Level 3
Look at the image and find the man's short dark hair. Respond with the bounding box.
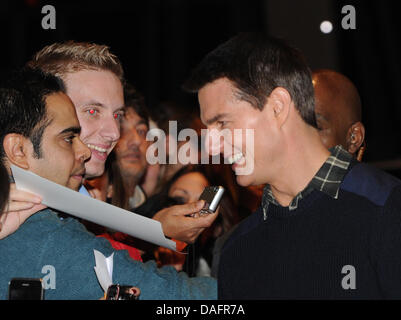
[124,83,149,127]
[183,32,317,127]
[0,68,66,160]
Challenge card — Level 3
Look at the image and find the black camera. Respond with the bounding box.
[8,278,44,300]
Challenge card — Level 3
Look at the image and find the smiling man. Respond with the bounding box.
[85,84,151,210]
[184,33,401,299]
[0,68,217,300]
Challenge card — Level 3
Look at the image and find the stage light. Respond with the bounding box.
[320,20,333,34]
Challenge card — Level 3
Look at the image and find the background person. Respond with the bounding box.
[312,69,366,160]
[145,101,201,196]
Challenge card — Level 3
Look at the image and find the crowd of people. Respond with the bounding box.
[1,32,401,300]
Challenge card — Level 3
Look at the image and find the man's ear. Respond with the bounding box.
[268,87,292,128]
[346,122,365,155]
[2,134,31,169]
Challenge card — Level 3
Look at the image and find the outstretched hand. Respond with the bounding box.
[0,183,47,239]
[153,200,218,244]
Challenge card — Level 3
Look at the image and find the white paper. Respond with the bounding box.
[94,250,114,292]
[11,165,176,251]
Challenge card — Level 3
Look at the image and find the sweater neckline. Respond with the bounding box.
[263,190,327,220]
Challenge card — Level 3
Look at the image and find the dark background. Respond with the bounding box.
[1,0,400,171]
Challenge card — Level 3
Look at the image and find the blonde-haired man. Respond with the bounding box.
[28,41,125,179]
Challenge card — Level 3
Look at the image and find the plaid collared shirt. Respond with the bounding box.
[262,145,353,219]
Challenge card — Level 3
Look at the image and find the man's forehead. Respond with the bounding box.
[314,86,335,122]
[63,69,124,109]
[46,92,75,113]
[45,92,79,126]
[313,75,345,119]
[314,91,341,124]
[199,79,237,125]
[124,107,147,126]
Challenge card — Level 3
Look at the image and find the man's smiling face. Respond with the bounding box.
[64,69,125,179]
[198,78,274,187]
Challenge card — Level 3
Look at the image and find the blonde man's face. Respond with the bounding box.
[64,69,125,179]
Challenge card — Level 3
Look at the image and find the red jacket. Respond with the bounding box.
[98,233,143,262]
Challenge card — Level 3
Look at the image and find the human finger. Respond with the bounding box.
[169,200,205,216]
[9,187,42,204]
[7,201,35,212]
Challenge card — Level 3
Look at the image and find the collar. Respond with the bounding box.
[262,145,353,217]
[129,185,147,209]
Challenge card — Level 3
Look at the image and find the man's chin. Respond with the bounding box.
[84,160,106,180]
[67,178,84,191]
[235,174,253,187]
[67,183,81,191]
[120,162,146,178]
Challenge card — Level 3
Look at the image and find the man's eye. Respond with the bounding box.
[64,135,75,144]
[113,112,124,120]
[137,126,148,137]
[87,108,98,116]
[218,121,227,128]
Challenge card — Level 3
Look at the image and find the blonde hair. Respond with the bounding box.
[27,41,124,82]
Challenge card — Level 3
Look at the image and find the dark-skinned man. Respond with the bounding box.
[313,69,366,160]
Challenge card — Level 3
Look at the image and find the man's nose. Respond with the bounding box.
[127,129,143,147]
[204,128,223,156]
[100,115,120,143]
[76,138,91,162]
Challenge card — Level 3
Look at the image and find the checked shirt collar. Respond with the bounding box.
[262,145,353,219]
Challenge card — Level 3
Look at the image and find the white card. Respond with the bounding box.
[94,250,114,293]
[11,165,176,251]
